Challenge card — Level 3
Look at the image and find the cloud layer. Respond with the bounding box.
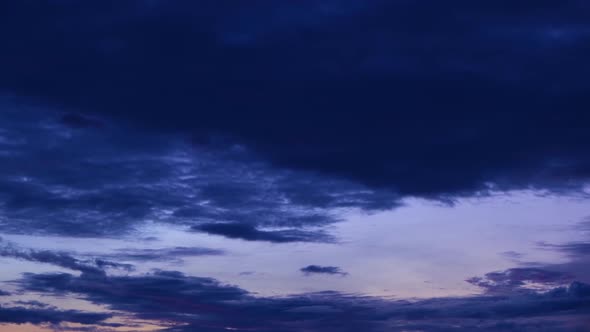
[15,269,590,332]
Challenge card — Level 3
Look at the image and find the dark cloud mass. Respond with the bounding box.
[0,1,589,199]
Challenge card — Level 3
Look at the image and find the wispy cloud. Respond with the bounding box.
[192,223,333,243]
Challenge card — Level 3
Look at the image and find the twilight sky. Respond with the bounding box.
[1,1,590,331]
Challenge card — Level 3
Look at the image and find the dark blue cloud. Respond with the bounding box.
[0,108,397,241]
[19,270,248,327]
[0,239,133,276]
[0,304,112,326]
[16,269,590,332]
[1,1,589,200]
[472,225,590,297]
[1,1,589,243]
[467,268,574,294]
[300,265,348,276]
[192,222,332,243]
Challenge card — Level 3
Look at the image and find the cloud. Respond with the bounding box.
[466,268,574,294]
[107,247,224,262]
[59,113,105,129]
[1,1,589,200]
[0,107,397,241]
[11,300,51,308]
[0,240,133,276]
[472,223,590,297]
[534,223,590,284]
[192,223,332,243]
[0,304,112,326]
[1,1,589,242]
[18,270,248,326]
[542,242,590,257]
[0,290,10,296]
[15,269,590,331]
[300,265,348,276]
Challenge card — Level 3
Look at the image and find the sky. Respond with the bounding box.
[0,1,590,331]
